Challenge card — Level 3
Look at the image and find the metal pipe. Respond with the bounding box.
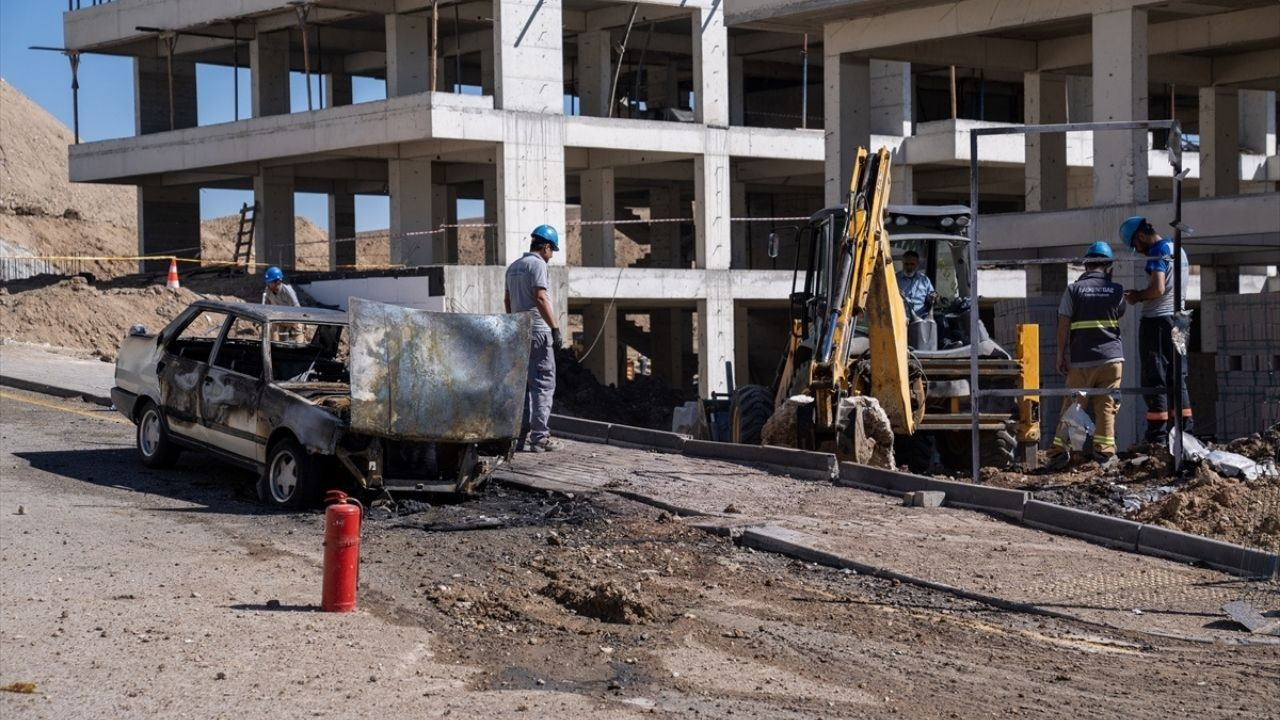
[608,4,640,118]
[629,22,654,118]
[295,4,314,111]
[1170,124,1186,475]
[801,34,809,129]
[163,33,178,130]
[230,20,240,120]
[68,52,81,144]
[431,0,439,93]
[967,129,981,484]
[949,66,957,120]
[453,3,462,92]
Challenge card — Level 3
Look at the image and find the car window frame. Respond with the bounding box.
[163,309,232,365]
[266,320,350,385]
[211,314,268,381]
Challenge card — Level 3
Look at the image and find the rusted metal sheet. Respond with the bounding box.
[348,298,533,442]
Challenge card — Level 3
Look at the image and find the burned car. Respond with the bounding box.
[112,298,533,507]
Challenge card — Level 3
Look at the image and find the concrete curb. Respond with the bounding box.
[548,414,611,443]
[1138,525,1279,579]
[608,424,688,453]
[1023,500,1142,551]
[836,462,930,494]
[0,375,112,407]
[926,478,1029,519]
[683,440,838,480]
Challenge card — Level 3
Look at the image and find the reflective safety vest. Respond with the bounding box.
[1067,270,1125,365]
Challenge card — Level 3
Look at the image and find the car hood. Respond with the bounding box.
[347,297,534,443]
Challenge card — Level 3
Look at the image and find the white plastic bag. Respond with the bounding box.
[1058,393,1095,451]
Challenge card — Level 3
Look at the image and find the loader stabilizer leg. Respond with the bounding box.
[1015,323,1041,468]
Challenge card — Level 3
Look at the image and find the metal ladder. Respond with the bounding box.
[231,202,258,270]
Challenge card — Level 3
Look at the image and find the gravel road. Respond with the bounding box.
[2,388,1277,719]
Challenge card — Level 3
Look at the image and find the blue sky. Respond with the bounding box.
[0,3,402,232]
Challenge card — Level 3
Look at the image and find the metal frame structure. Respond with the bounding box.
[968,120,1188,483]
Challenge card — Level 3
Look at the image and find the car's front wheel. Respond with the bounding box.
[136,401,180,469]
[258,437,316,509]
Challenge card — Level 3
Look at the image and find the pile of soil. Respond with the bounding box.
[0,273,261,360]
[980,426,1280,552]
[553,347,687,430]
[539,579,658,625]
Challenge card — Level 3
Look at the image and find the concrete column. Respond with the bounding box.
[1024,72,1068,211]
[823,46,870,206]
[647,62,680,110]
[137,185,199,272]
[1066,75,1092,123]
[1199,87,1240,198]
[326,64,353,108]
[576,30,612,117]
[1091,8,1148,204]
[480,45,495,97]
[493,0,563,113]
[254,168,295,269]
[497,116,566,264]
[728,41,745,126]
[582,303,619,385]
[251,30,290,117]
[890,163,914,204]
[430,178,457,264]
[483,177,498,264]
[329,192,356,269]
[388,158,434,266]
[134,57,197,135]
[580,168,615,267]
[1198,266,1239,354]
[696,129,731,270]
[692,5,728,126]
[1239,90,1277,156]
[870,60,910,136]
[649,187,681,268]
[698,275,734,397]
[650,309,686,391]
[730,181,748,269]
[386,14,430,97]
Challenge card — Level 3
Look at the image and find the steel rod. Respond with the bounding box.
[230,20,240,120]
[608,4,640,118]
[69,52,81,144]
[295,4,313,111]
[163,33,178,131]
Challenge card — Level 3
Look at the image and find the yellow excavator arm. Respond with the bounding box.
[812,147,916,434]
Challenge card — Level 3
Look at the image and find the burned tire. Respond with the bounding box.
[136,401,180,469]
[730,384,775,445]
[259,437,318,509]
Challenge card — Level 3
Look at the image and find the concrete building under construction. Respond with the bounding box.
[62,0,1278,447]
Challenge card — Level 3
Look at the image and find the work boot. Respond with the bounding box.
[529,438,563,453]
[1045,451,1071,472]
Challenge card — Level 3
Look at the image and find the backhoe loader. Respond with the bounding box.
[728,147,1040,471]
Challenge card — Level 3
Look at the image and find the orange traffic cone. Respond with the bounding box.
[166,258,180,289]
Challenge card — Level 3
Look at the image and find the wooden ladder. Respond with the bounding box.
[231,202,258,270]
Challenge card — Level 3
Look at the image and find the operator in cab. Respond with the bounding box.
[897,250,938,319]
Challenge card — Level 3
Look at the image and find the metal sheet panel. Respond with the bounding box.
[348,298,533,442]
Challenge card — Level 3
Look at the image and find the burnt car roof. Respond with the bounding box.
[191,299,348,324]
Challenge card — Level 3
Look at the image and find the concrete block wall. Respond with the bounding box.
[1213,292,1280,441]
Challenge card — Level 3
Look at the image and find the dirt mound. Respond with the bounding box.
[539,579,657,624]
[1136,471,1280,553]
[200,214,331,270]
[553,347,686,430]
[0,274,258,360]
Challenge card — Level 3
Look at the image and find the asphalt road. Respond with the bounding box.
[2,388,1278,719]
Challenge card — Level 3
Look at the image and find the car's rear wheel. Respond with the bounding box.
[136,401,180,469]
[259,437,316,509]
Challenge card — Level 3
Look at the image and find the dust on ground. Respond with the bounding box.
[977,425,1280,552]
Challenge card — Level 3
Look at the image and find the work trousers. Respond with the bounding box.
[1050,362,1123,457]
[1139,316,1193,443]
[522,331,557,445]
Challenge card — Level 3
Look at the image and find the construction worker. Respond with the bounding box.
[897,250,938,318]
[1119,216,1193,444]
[1047,241,1125,468]
[261,266,300,307]
[505,225,564,453]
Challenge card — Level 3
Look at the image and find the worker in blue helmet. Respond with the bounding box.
[1047,241,1126,468]
[1120,216,1193,445]
[504,224,564,452]
[261,266,299,307]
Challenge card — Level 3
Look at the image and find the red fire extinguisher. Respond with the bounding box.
[322,490,361,612]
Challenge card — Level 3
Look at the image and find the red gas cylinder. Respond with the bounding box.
[321,490,361,612]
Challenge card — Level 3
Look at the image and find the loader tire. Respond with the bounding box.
[730,384,775,445]
[980,424,1018,470]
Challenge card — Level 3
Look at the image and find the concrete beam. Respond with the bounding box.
[870,36,1037,73]
[1213,49,1280,88]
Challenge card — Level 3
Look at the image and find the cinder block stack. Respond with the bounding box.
[1213,292,1280,441]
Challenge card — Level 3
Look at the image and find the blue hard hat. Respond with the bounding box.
[1118,216,1146,249]
[264,266,284,283]
[1085,241,1114,259]
[531,224,560,251]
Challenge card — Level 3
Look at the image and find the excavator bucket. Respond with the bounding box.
[347,297,534,442]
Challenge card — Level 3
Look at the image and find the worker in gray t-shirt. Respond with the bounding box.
[505,225,564,452]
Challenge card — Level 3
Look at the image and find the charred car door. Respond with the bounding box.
[203,315,267,465]
[158,309,230,443]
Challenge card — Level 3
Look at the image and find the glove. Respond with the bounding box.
[551,327,563,348]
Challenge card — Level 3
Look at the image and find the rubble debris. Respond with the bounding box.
[539,579,657,625]
[1221,601,1280,636]
[554,347,685,430]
